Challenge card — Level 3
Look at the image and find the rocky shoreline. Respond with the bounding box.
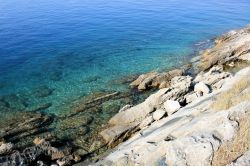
[1,25,250,166]
[90,25,250,165]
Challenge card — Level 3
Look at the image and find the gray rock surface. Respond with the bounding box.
[227,150,250,166]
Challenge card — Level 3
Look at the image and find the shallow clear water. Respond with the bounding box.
[0,0,250,114]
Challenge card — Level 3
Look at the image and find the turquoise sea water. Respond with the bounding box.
[1,0,250,115]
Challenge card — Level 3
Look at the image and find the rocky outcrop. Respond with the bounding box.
[130,69,184,90]
[109,75,192,125]
[194,66,232,90]
[96,65,238,164]
[95,66,250,165]
[95,39,250,166]
[200,25,250,71]
[98,75,193,148]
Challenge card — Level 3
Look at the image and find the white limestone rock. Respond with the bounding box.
[152,109,166,121]
[109,88,168,125]
[165,133,220,166]
[195,66,232,90]
[194,82,210,95]
[171,75,192,89]
[139,116,154,129]
[161,76,193,104]
[185,92,199,104]
[164,100,181,115]
[239,53,250,61]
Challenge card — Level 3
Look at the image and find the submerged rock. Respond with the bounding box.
[28,103,52,112]
[0,94,28,111]
[34,85,54,98]
[59,115,93,130]
[50,71,63,81]
[89,141,105,153]
[0,111,53,146]
[82,76,101,83]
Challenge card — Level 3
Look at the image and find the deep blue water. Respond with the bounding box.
[1,0,250,114]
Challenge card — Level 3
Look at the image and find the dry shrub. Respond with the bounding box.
[212,114,250,166]
[212,78,250,111]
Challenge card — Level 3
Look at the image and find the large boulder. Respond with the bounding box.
[164,100,181,115]
[161,76,193,103]
[109,88,168,125]
[194,82,210,95]
[130,69,184,90]
[130,72,158,90]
